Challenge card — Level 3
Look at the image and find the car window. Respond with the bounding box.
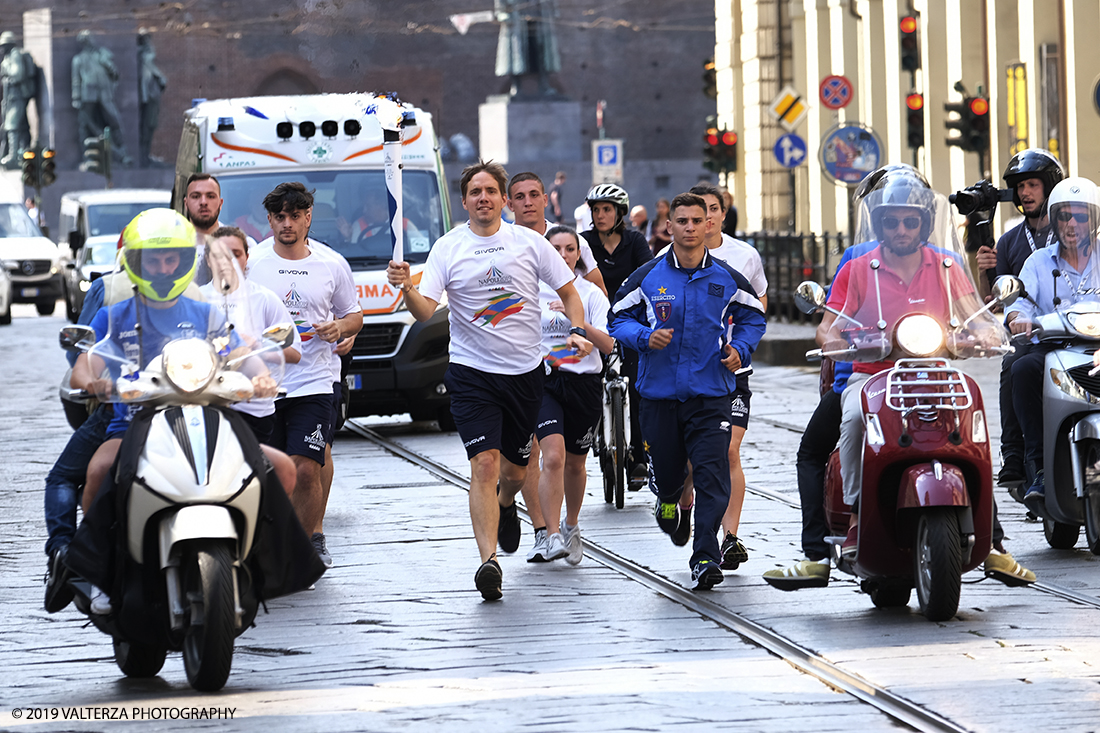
[87,202,166,236]
[0,203,43,238]
[88,242,118,266]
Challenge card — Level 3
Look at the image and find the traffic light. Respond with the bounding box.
[899,16,920,72]
[718,129,738,172]
[906,92,925,149]
[40,148,56,187]
[81,134,110,178]
[944,95,990,153]
[20,148,38,187]
[703,115,720,172]
[703,58,717,99]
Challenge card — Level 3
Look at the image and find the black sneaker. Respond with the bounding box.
[44,545,74,613]
[654,500,680,536]
[628,462,648,491]
[671,506,692,547]
[474,557,503,600]
[692,559,724,591]
[997,456,1025,485]
[498,501,521,554]
[719,532,749,570]
[311,532,333,569]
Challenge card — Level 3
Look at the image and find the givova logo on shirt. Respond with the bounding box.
[472,291,525,327]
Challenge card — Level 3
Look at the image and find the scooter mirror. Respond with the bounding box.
[59,325,96,352]
[263,323,296,350]
[794,281,827,314]
[991,275,1023,308]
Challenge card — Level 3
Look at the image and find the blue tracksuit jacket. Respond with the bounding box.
[608,247,766,401]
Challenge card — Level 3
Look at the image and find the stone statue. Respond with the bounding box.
[494,0,561,98]
[0,31,37,169]
[137,29,167,167]
[71,30,131,166]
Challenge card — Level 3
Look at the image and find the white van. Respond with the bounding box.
[0,181,62,316]
[173,93,454,424]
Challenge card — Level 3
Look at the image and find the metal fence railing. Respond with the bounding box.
[737,231,847,323]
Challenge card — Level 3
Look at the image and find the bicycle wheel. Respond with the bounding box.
[610,387,626,509]
[598,413,614,504]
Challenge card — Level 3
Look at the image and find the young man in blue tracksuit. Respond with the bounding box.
[608,192,766,589]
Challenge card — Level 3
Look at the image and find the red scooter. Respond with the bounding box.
[791,270,1019,621]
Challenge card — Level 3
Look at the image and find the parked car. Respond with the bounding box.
[0,183,63,316]
[57,189,170,321]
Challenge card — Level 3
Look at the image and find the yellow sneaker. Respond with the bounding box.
[762,558,829,591]
[983,550,1036,587]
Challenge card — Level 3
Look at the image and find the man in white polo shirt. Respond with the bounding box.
[387,160,592,601]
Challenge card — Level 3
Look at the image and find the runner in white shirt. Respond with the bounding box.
[659,183,768,572]
[507,172,608,295]
[529,225,614,564]
[387,161,593,601]
[247,183,363,570]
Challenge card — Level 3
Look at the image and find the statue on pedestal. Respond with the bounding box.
[71,30,131,166]
[0,31,38,168]
[494,0,561,98]
[137,29,167,167]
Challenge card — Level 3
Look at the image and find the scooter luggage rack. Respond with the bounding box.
[885,358,972,417]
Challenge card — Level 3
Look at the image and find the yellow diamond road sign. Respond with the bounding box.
[768,85,809,132]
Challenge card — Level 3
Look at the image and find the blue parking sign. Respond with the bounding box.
[597,144,618,166]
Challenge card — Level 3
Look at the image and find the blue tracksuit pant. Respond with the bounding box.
[640,395,732,568]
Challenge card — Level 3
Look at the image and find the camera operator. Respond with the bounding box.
[975,149,1064,487]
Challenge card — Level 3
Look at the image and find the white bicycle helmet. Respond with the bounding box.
[585,183,630,232]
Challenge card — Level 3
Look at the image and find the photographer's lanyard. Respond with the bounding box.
[1023,224,1053,254]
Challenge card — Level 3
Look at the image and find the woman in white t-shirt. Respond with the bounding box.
[528,226,615,564]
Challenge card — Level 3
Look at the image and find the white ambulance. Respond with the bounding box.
[172,93,454,425]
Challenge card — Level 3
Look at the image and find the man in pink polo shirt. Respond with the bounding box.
[823,180,978,545]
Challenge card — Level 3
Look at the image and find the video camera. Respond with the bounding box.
[949,179,1014,216]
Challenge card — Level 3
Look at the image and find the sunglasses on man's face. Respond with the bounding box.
[882,215,921,231]
[1056,211,1090,223]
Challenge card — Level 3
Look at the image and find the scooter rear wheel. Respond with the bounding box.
[113,638,167,678]
[913,509,962,622]
[182,542,237,692]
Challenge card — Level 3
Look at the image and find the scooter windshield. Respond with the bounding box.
[823,185,1009,362]
[86,238,285,405]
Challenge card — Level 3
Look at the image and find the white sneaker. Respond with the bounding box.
[560,519,583,565]
[544,532,568,561]
[90,585,112,615]
[526,529,550,562]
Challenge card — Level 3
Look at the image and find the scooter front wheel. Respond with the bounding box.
[113,638,167,678]
[1081,443,1100,555]
[182,542,237,692]
[913,509,962,622]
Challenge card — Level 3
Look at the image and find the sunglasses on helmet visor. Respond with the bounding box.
[882,215,922,230]
[1056,211,1090,223]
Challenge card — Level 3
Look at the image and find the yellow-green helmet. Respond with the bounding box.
[120,209,198,301]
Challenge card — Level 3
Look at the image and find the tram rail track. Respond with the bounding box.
[345,420,970,733]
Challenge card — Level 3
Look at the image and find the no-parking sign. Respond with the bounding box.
[819,75,853,110]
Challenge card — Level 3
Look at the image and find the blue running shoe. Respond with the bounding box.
[692,560,724,591]
[1023,470,1045,515]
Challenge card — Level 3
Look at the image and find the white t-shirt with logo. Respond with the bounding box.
[247,242,360,398]
[200,279,303,417]
[419,221,574,375]
[539,275,609,375]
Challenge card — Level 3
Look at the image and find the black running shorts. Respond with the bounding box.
[444,362,544,465]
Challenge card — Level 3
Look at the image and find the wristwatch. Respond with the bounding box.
[568,326,588,339]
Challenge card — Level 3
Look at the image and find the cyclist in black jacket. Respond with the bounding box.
[580,183,653,480]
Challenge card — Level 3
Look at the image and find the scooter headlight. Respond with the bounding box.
[895,314,945,357]
[1050,367,1100,405]
[162,338,218,394]
[1068,312,1100,338]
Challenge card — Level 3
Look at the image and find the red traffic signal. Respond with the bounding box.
[705,128,719,146]
[721,131,738,146]
[968,97,989,116]
[899,15,920,71]
[906,93,924,111]
[899,16,917,34]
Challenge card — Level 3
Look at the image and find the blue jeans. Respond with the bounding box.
[44,405,111,556]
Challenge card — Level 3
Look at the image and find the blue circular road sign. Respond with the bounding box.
[774,134,807,168]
